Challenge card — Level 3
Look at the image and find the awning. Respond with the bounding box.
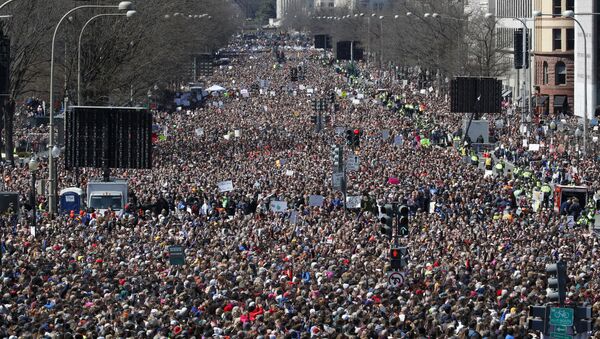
[502,90,512,97]
[531,95,548,106]
[554,95,567,107]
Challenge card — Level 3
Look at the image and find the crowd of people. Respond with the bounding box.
[1,32,599,338]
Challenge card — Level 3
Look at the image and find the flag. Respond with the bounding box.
[270,201,288,213]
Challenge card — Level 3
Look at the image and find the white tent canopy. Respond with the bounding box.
[206,85,226,92]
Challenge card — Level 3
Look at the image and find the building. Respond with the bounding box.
[277,0,389,19]
[573,1,598,119]
[492,0,533,104]
[533,0,574,115]
[277,0,315,20]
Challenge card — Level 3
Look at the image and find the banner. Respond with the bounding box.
[217,180,234,192]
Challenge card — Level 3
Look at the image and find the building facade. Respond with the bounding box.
[533,0,574,115]
[493,0,533,102]
[573,1,598,119]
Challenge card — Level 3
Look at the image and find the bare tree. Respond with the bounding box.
[463,11,511,77]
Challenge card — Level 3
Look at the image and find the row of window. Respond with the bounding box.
[542,61,567,85]
[553,0,574,16]
[552,28,574,51]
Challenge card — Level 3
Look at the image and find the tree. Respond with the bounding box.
[463,11,511,77]
[256,0,276,25]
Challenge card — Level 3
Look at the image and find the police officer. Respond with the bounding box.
[540,182,552,208]
[485,156,492,170]
[471,152,479,167]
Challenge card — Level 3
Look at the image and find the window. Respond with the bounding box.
[566,0,574,11]
[566,28,574,50]
[553,29,562,50]
[553,0,562,16]
[556,62,567,85]
[543,62,549,85]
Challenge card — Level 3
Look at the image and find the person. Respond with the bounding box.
[569,197,582,219]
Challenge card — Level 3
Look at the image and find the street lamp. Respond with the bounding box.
[378,16,384,67]
[0,0,18,11]
[28,157,38,233]
[485,13,531,134]
[48,1,133,215]
[77,10,136,105]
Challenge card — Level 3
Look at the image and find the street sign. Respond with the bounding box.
[387,271,404,288]
[550,333,572,339]
[168,246,185,266]
[553,326,567,334]
[549,307,574,327]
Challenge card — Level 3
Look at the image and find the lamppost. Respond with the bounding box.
[48,1,133,215]
[77,10,136,106]
[28,157,38,233]
[378,15,384,68]
[0,0,18,11]
[485,13,531,134]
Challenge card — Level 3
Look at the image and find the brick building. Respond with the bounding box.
[533,0,575,115]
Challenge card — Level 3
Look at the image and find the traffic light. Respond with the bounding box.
[291,67,298,81]
[331,144,343,171]
[513,29,529,69]
[390,246,408,270]
[398,205,409,237]
[346,129,353,146]
[546,261,567,306]
[347,129,361,148]
[574,306,593,333]
[352,129,361,148]
[380,204,394,238]
[527,305,549,333]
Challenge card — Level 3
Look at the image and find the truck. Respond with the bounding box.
[86,179,128,214]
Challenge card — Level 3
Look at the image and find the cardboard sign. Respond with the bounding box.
[217,180,234,192]
[346,196,362,209]
[309,195,324,207]
[168,246,185,266]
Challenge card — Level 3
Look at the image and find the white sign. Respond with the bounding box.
[528,144,540,151]
[429,201,436,213]
[346,195,362,209]
[195,128,204,136]
[270,200,288,212]
[387,271,404,288]
[217,180,234,192]
[285,170,294,176]
[346,155,359,172]
[332,173,344,191]
[241,89,249,97]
